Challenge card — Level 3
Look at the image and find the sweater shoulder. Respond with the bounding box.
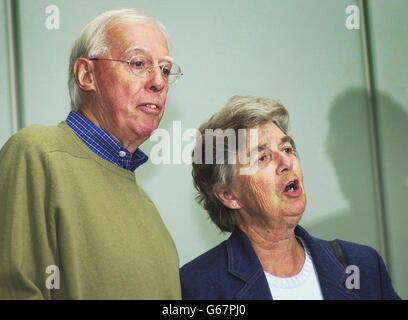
[10,123,69,150]
[2,122,85,159]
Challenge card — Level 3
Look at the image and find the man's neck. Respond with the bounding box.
[77,107,143,154]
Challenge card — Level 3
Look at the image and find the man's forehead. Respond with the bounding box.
[124,46,173,62]
[106,21,169,57]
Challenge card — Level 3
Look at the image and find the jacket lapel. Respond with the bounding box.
[226,228,272,300]
[295,226,360,300]
[226,226,360,300]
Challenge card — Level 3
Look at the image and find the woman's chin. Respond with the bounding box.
[284,202,306,219]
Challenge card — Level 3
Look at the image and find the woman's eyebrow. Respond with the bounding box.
[247,143,269,158]
[280,136,292,144]
[246,135,294,157]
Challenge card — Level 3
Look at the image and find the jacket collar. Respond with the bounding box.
[294,226,359,300]
[226,225,359,300]
[226,227,272,299]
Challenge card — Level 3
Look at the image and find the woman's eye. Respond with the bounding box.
[258,153,269,163]
[283,147,293,154]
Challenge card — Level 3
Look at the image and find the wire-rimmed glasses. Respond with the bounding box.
[89,55,183,84]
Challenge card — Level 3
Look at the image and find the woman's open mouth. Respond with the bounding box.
[283,179,302,197]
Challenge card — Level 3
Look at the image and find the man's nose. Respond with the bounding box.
[275,151,293,175]
[145,66,166,93]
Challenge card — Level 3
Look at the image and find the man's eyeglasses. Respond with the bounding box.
[89,55,183,84]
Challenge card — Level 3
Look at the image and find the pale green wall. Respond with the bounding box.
[1,0,406,298]
[0,0,13,146]
[368,0,408,299]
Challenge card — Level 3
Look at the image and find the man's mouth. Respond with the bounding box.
[139,103,160,109]
[137,103,162,113]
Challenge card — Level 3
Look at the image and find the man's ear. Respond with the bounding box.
[212,184,242,210]
[74,58,96,92]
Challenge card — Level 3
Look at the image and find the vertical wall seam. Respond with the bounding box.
[6,0,22,133]
[359,0,389,267]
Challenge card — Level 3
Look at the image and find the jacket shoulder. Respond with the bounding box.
[327,238,400,299]
[180,240,228,280]
[297,226,400,299]
[333,238,380,266]
[307,233,383,274]
[180,239,238,299]
[297,226,379,266]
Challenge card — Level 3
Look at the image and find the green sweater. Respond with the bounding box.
[0,122,181,299]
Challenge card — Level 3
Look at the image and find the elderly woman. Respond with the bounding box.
[180,96,400,300]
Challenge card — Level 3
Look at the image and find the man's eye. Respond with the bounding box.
[130,56,149,70]
[161,65,171,76]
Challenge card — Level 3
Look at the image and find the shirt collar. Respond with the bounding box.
[66,110,148,171]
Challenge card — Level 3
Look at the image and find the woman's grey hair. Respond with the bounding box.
[192,95,291,233]
[68,9,168,110]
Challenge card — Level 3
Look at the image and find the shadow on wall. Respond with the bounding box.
[304,87,408,267]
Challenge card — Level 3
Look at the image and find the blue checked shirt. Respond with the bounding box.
[66,111,148,171]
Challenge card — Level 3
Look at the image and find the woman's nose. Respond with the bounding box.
[275,151,293,175]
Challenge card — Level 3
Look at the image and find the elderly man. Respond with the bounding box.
[0,9,182,299]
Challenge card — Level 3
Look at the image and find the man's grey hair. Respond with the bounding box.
[192,95,291,233]
[68,9,168,110]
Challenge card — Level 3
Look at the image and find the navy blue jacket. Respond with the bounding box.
[180,225,400,300]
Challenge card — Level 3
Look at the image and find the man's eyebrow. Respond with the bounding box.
[163,56,174,63]
[124,46,174,63]
[124,46,150,55]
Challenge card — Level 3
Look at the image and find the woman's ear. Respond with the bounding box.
[74,57,96,92]
[212,184,242,210]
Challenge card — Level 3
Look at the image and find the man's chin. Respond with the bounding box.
[137,125,160,139]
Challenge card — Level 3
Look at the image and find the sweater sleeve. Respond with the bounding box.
[0,131,57,299]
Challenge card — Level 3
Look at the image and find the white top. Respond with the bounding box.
[264,237,324,300]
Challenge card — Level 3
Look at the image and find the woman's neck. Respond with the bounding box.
[238,222,305,277]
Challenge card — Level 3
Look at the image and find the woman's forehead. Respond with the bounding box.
[247,122,289,148]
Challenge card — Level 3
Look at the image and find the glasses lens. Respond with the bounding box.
[129,56,151,75]
[129,56,182,84]
[166,63,182,84]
